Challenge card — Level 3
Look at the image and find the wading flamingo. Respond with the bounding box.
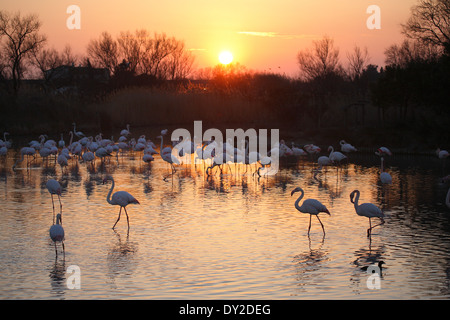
[350,190,385,237]
[46,179,62,224]
[49,213,65,257]
[103,176,140,231]
[291,187,331,235]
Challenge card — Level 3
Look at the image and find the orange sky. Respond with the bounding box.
[3,0,418,76]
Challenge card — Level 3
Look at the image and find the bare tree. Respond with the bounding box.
[87,31,118,74]
[297,36,342,81]
[402,0,450,52]
[385,39,442,67]
[117,29,147,74]
[0,10,46,93]
[31,44,78,81]
[140,33,180,79]
[162,40,195,80]
[346,45,370,80]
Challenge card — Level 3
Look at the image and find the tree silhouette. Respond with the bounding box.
[0,10,46,94]
[402,0,450,54]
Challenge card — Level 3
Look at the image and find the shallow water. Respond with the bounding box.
[0,149,449,299]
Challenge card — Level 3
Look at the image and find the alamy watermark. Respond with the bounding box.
[366,265,382,290]
[66,5,81,30]
[66,265,81,289]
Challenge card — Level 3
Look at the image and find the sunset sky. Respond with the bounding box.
[3,0,418,76]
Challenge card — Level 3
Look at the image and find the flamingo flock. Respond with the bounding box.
[1,126,449,257]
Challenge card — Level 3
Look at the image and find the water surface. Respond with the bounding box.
[0,149,449,299]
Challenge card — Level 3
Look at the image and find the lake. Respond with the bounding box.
[0,147,449,299]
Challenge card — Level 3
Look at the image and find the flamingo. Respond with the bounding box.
[95,147,112,163]
[328,146,347,164]
[49,213,65,257]
[0,146,7,157]
[340,140,357,153]
[143,152,154,164]
[12,147,36,170]
[103,176,140,231]
[82,151,95,167]
[46,179,62,224]
[304,144,321,155]
[350,190,385,237]
[314,155,331,178]
[120,124,131,137]
[291,187,331,235]
[57,153,69,172]
[0,132,11,148]
[436,148,449,159]
[376,147,392,156]
[157,134,180,179]
[58,134,65,148]
[72,122,85,138]
[379,156,392,184]
[291,143,307,156]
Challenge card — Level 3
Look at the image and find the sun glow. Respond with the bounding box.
[218,51,233,65]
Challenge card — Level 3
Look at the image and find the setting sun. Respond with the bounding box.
[218,51,233,65]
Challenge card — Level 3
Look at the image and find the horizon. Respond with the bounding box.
[2,0,418,77]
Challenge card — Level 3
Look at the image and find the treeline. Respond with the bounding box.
[0,1,449,149]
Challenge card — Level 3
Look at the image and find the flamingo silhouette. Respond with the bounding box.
[103,176,140,231]
[350,190,385,237]
[46,179,62,224]
[291,187,331,235]
[49,213,65,258]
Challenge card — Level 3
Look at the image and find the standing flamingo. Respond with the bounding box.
[350,190,385,237]
[379,156,392,184]
[120,124,131,137]
[12,147,36,170]
[157,133,180,179]
[340,140,357,153]
[103,176,140,231]
[376,147,392,156]
[72,123,85,138]
[328,146,347,164]
[436,148,449,159]
[291,187,331,235]
[49,213,65,257]
[46,179,62,224]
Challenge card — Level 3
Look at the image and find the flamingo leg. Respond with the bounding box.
[368,218,385,235]
[58,194,62,215]
[308,215,312,234]
[113,207,122,229]
[367,218,372,237]
[316,215,325,235]
[51,194,55,224]
[124,207,130,232]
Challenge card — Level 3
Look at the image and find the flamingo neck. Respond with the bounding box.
[329,146,334,157]
[106,178,115,205]
[160,135,164,152]
[294,189,304,212]
[352,190,360,210]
